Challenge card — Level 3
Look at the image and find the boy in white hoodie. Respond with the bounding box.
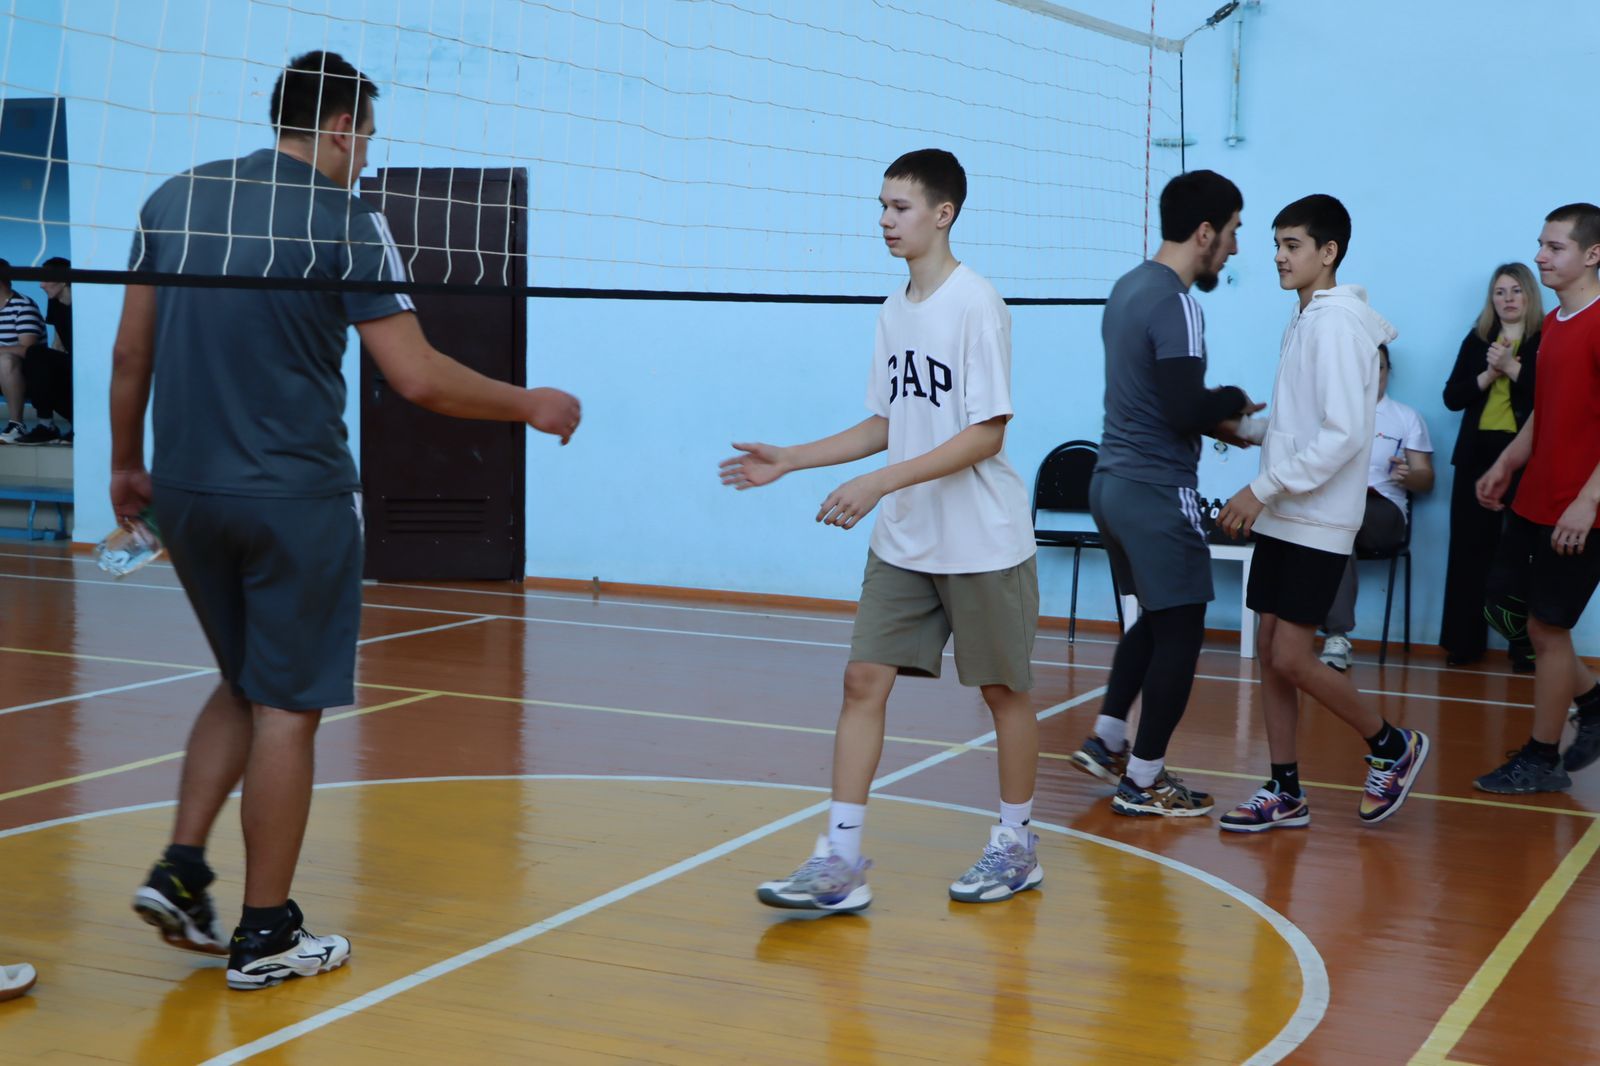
[1215,194,1431,832]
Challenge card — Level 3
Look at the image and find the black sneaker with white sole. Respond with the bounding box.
[132,859,229,955]
[226,899,351,991]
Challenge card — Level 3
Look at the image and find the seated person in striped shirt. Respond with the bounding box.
[0,258,47,444]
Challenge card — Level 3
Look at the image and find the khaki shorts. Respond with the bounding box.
[849,550,1039,691]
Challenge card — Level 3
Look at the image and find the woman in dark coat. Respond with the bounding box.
[1440,262,1542,667]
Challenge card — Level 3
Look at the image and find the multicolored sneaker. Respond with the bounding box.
[1475,749,1572,794]
[132,859,229,955]
[756,835,872,913]
[1068,734,1129,785]
[1110,771,1214,817]
[1359,728,1431,823]
[226,899,351,991]
[949,825,1043,903]
[1564,709,1600,773]
[1219,785,1310,833]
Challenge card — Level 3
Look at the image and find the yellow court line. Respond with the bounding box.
[355,680,960,749]
[0,644,213,671]
[1407,818,1600,1065]
[1,637,1590,821]
[0,693,439,805]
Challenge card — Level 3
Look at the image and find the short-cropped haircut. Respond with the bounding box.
[1158,170,1243,243]
[1546,202,1600,254]
[884,149,967,224]
[271,50,379,138]
[1273,194,1352,268]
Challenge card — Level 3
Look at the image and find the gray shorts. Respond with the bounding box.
[153,485,365,711]
[848,550,1039,691]
[1089,471,1214,611]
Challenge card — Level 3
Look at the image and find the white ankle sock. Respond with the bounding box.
[1127,755,1163,789]
[999,799,1033,828]
[1095,715,1128,751]
[827,802,866,864]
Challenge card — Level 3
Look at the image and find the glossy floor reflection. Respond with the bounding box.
[0,546,1595,1064]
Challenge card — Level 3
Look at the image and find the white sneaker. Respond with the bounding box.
[756,834,872,913]
[225,900,351,991]
[1320,635,1352,672]
[0,421,24,445]
[0,962,37,1002]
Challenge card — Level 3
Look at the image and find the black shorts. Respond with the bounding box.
[1486,512,1600,631]
[153,485,365,710]
[1245,533,1350,627]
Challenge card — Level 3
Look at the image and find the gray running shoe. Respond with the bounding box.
[757,835,872,913]
[949,825,1042,903]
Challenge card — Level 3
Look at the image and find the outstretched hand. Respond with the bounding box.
[1210,401,1266,448]
[527,387,581,444]
[720,442,791,490]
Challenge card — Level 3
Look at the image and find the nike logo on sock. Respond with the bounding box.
[834,823,861,830]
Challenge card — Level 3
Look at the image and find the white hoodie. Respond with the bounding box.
[1237,284,1398,554]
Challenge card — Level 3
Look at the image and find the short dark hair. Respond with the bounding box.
[884,149,967,223]
[271,51,378,138]
[1159,170,1243,243]
[41,256,70,271]
[1273,194,1352,268]
[1546,203,1600,253]
[0,258,10,287]
[1378,342,1390,368]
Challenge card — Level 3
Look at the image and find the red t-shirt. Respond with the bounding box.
[1514,295,1600,527]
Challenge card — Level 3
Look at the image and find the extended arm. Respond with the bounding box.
[817,417,1006,528]
[719,415,889,490]
[355,311,579,441]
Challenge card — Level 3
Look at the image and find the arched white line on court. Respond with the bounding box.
[0,760,1324,1066]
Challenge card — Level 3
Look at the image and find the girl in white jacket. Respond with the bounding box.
[1215,194,1431,833]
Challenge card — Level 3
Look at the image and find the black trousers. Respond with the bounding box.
[1439,427,1518,659]
[22,343,71,422]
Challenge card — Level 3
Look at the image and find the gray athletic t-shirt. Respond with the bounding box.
[130,148,413,497]
[1095,259,1208,489]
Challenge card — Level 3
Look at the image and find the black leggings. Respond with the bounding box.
[1099,601,1207,761]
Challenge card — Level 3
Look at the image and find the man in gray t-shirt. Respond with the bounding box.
[111,51,582,992]
[1068,171,1260,819]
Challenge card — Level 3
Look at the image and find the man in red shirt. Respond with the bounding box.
[1475,202,1600,793]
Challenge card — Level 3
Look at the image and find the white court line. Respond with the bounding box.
[0,552,1541,682]
[0,570,1535,712]
[0,669,219,719]
[195,685,1106,1065]
[0,754,1322,1066]
[0,615,495,719]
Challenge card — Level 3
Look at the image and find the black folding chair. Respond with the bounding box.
[1032,440,1124,643]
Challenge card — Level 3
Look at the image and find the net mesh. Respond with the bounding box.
[0,0,1181,299]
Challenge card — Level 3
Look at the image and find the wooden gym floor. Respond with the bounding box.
[0,543,1595,1064]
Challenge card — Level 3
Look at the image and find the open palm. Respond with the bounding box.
[719,442,789,490]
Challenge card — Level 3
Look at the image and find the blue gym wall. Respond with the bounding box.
[14,0,1600,654]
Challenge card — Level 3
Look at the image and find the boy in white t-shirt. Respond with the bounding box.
[1317,343,1435,671]
[720,149,1040,911]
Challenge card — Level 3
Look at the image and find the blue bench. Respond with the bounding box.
[0,478,73,541]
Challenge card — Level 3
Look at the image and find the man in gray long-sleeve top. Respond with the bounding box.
[1066,170,1260,818]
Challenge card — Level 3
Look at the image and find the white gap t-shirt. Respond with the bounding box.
[865,264,1036,574]
[1367,393,1433,514]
